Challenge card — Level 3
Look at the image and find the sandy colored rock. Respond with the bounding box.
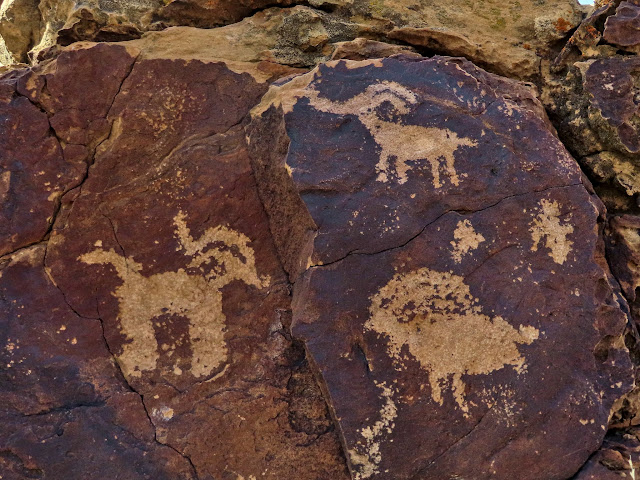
[330,37,419,61]
[0,0,40,64]
[0,0,586,80]
[247,56,634,479]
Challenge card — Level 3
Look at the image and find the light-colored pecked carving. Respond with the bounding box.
[80,210,268,379]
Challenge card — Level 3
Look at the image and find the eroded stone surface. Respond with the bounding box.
[0,0,585,80]
[0,44,141,257]
[248,56,634,479]
[584,57,640,156]
[36,43,348,480]
[0,245,197,479]
[0,74,73,256]
[604,1,640,51]
[2,1,640,477]
[249,56,576,277]
[543,52,640,215]
[574,427,640,479]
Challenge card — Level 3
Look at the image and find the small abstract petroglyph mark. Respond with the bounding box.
[451,219,486,263]
[79,211,268,380]
[529,199,574,265]
[366,268,539,416]
[349,381,398,480]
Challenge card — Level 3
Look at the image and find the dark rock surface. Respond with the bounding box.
[247,56,634,479]
[0,245,197,479]
[2,1,640,478]
[1,42,349,480]
[604,1,640,51]
[0,74,75,257]
[573,427,640,479]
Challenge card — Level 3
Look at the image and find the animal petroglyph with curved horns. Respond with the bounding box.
[79,211,269,380]
[305,81,478,187]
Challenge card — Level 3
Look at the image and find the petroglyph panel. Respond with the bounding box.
[292,187,630,480]
[41,51,349,480]
[303,81,476,187]
[248,56,584,271]
[80,211,266,379]
[248,57,633,479]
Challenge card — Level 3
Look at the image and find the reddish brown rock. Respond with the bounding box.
[573,427,640,479]
[604,1,640,51]
[247,56,634,479]
[0,245,197,479]
[0,74,74,256]
[0,44,138,257]
[17,43,138,158]
[584,57,640,155]
[39,44,348,480]
[158,0,299,27]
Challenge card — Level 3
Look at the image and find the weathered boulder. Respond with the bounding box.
[0,245,198,479]
[607,215,640,309]
[0,0,585,80]
[0,0,40,64]
[247,56,634,479]
[543,53,640,214]
[157,0,299,28]
[583,57,640,156]
[604,1,640,53]
[573,427,640,479]
[11,42,349,480]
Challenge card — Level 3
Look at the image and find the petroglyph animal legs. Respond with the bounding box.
[79,211,266,379]
[305,81,476,187]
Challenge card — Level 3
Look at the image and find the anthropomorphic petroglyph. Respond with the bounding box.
[365,268,539,415]
[305,81,477,187]
[529,199,574,265]
[80,211,267,379]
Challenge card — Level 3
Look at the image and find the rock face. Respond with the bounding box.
[0,245,197,479]
[1,41,348,479]
[0,0,585,78]
[604,1,640,52]
[247,56,633,479]
[573,427,640,479]
[2,0,640,479]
